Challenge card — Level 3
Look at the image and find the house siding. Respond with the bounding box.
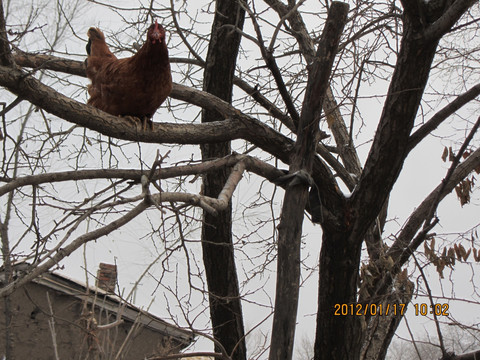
[0,281,185,359]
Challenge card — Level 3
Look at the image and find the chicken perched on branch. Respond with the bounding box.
[85,21,172,126]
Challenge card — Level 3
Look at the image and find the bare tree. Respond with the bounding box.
[0,0,480,360]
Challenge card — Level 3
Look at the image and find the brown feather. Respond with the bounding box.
[85,22,172,119]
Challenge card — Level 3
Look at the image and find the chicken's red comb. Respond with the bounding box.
[154,19,159,32]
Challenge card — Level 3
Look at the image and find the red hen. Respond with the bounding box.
[85,21,172,123]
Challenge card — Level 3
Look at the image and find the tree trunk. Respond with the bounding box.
[315,11,442,360]
[201,1,246,359]
[314,229,363,360]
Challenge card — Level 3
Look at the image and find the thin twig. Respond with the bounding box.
[411,253,448,357]
[425,115,480,225]
[169,0,205,64]
[239,0,301,125]
[268,0,307,52]
[46,292,61,360]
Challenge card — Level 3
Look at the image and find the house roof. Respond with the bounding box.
[0,263,194,348]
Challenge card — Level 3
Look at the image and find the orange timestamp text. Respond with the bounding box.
[334,303,406,316]
[413,303,449,316]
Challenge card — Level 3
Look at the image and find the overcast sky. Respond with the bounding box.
[2,0,479,357]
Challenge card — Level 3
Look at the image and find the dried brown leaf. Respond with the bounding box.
[473,248,480,262]
[441,146,449,162]
[447,247,456,265]
[436,259,446,278]
[449,146,455,162]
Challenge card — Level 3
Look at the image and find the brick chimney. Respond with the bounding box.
[96,263,117,293]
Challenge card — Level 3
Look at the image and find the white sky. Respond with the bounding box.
[1,0,479,358]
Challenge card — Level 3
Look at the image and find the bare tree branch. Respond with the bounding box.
[263,0,364,181]
[0,58,344,219]
[368,146,480,300]
[0,200,149,298]
[0,1,14,66]
[13,52,301,133]
[399,0,424,30]
[13,50,85,76]
[350,13,441,241]
[1,2,479,359]
[408,83,480,151]
[269,3,349,359]
[423,0,479,41]
[0,154,284,196]
[241,0,301,125]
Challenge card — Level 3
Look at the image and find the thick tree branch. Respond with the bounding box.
[453,350,480,360]
[0,64,249,142]
[0,154,287,197]
[363,146,480,304]
[13,50,86,76]
[0,2,13,66]
[0,63,286,147]
[1,57,342,213]
[408,83,480,151]
[263,0,363,181]
[12,52,289,129]
[399,0,424,30]
[360,282,413,360]
[269,3,348,360]
[350,17,440,243]
[423,0,478,41]
[324,87,363,177]
[13,52,352,188]
[14,52,301,134]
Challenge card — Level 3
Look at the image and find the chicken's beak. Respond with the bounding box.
[152,31,161,44]
[151,19,162,44]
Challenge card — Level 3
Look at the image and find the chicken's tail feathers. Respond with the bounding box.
[86,28,106,56]
[87,27,106,41]
[86,27,116,60]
